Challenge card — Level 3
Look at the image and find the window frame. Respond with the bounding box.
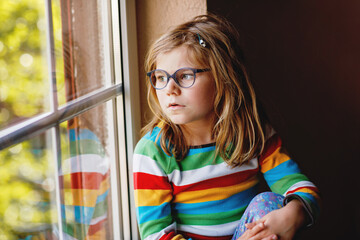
[0,0,141,238]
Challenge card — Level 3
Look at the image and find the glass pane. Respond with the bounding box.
[0,1,51,130]
[57,0,113,106]
[0,130,59,239]
[59,102,115,239]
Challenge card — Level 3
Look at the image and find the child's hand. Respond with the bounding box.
[238,199,307,240]
[237,222,278,240]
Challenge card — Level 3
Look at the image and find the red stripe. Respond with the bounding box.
[88,218,106,235]
[134,172,172,190]
[159,231,176,240]
[287,186,319,195]
[258,134,282,164]
[60,171,109,190]
[173,168,258,195]
[180,231,232,240]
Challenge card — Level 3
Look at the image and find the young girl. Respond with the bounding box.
[133,14,320,240]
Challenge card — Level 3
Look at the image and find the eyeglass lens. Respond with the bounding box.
[150,68,195,89]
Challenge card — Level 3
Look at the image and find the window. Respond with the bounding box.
[0,0,140,239]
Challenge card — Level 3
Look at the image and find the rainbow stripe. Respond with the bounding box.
[60,128,111,240]
[133,127,320,240]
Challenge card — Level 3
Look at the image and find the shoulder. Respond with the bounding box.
[134,127,162,154]
[133,127,173,173]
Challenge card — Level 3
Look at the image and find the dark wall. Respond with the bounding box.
[207,1,360,239]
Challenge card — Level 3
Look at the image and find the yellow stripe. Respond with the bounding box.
[171,234,187,240]
[62,174,71,189]
[135,189,172,207]
[157,121,165,128]
[174,177,259,204]
[98,176,110,195]
[85,228,106,240]
[261,147,290,173]
[63,188,99,207]
[296,188,321,202]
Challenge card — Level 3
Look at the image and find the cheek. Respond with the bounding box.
[190,87,215,109]
[155,91,166,108]
[199,82,216,104]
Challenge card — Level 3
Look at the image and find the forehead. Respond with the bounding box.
[156,46,200,71]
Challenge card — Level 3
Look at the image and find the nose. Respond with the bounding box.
[165,77,180,95]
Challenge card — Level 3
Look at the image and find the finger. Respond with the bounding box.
[261,234,278,240]
[246,218,266,229]
[245,222,257,229]
[249,222,265,236]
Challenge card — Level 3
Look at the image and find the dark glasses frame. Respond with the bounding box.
[146,67,210,90]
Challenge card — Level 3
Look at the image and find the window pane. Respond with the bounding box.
[0,1,51,130]
[0,130,59,239]
[59,102,115,239]
[57,0,113,105]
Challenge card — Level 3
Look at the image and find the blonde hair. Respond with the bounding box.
[142,14,266,167]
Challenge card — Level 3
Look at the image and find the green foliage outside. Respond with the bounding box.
[0,136,58,240]
[0,0,65,239]
[0,0,65,130]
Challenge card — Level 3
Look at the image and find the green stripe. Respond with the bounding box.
[134,138,176,174]
[62,221,88,240]
[93,197,108,219]
[175,206,246,225]
[270,173,309,194]
[62,139,105,159]
[179,151,224,171]
[139,215,173,239]
[135,137,226,174]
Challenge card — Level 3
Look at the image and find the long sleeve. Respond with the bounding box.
[133,130,186,240]
[258,133,321,225]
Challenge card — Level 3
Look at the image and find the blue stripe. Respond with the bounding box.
[264,160,301,187]
[61,204,95,224]
[96,189,109,203]
[143,126,161,143]
[69,128,100,142]
[295,192,319,208]
[61,204,66,220]
[137,202,171,224]
[188,145,216,156]
[173,185,258,215]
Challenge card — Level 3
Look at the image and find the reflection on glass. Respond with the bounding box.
[58,0,111,105]
[59,103,113,239]
[0,0,52,130]
[0,130,59,239]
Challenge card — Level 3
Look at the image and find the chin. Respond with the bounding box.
[168,117,189,125]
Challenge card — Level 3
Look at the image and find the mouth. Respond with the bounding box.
[167,103,184,109]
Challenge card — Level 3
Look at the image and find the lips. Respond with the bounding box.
[167,103,184,109]
[168,103,179,107]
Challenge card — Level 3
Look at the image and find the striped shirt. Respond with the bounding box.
[133,127,320,240]
[60,128,110,239]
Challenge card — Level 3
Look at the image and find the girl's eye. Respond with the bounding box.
[180,73,194,80]
[156,75,167,82]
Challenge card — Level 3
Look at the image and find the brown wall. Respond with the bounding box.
[207,0,360,239]
[135,0,207,127]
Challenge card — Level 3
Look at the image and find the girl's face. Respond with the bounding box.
[155,46,216,129]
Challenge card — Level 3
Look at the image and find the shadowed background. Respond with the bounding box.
[207,0,360,239]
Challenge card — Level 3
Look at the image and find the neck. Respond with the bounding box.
[180,122,215,146]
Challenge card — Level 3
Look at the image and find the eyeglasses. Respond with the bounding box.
[147,67,211,90]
